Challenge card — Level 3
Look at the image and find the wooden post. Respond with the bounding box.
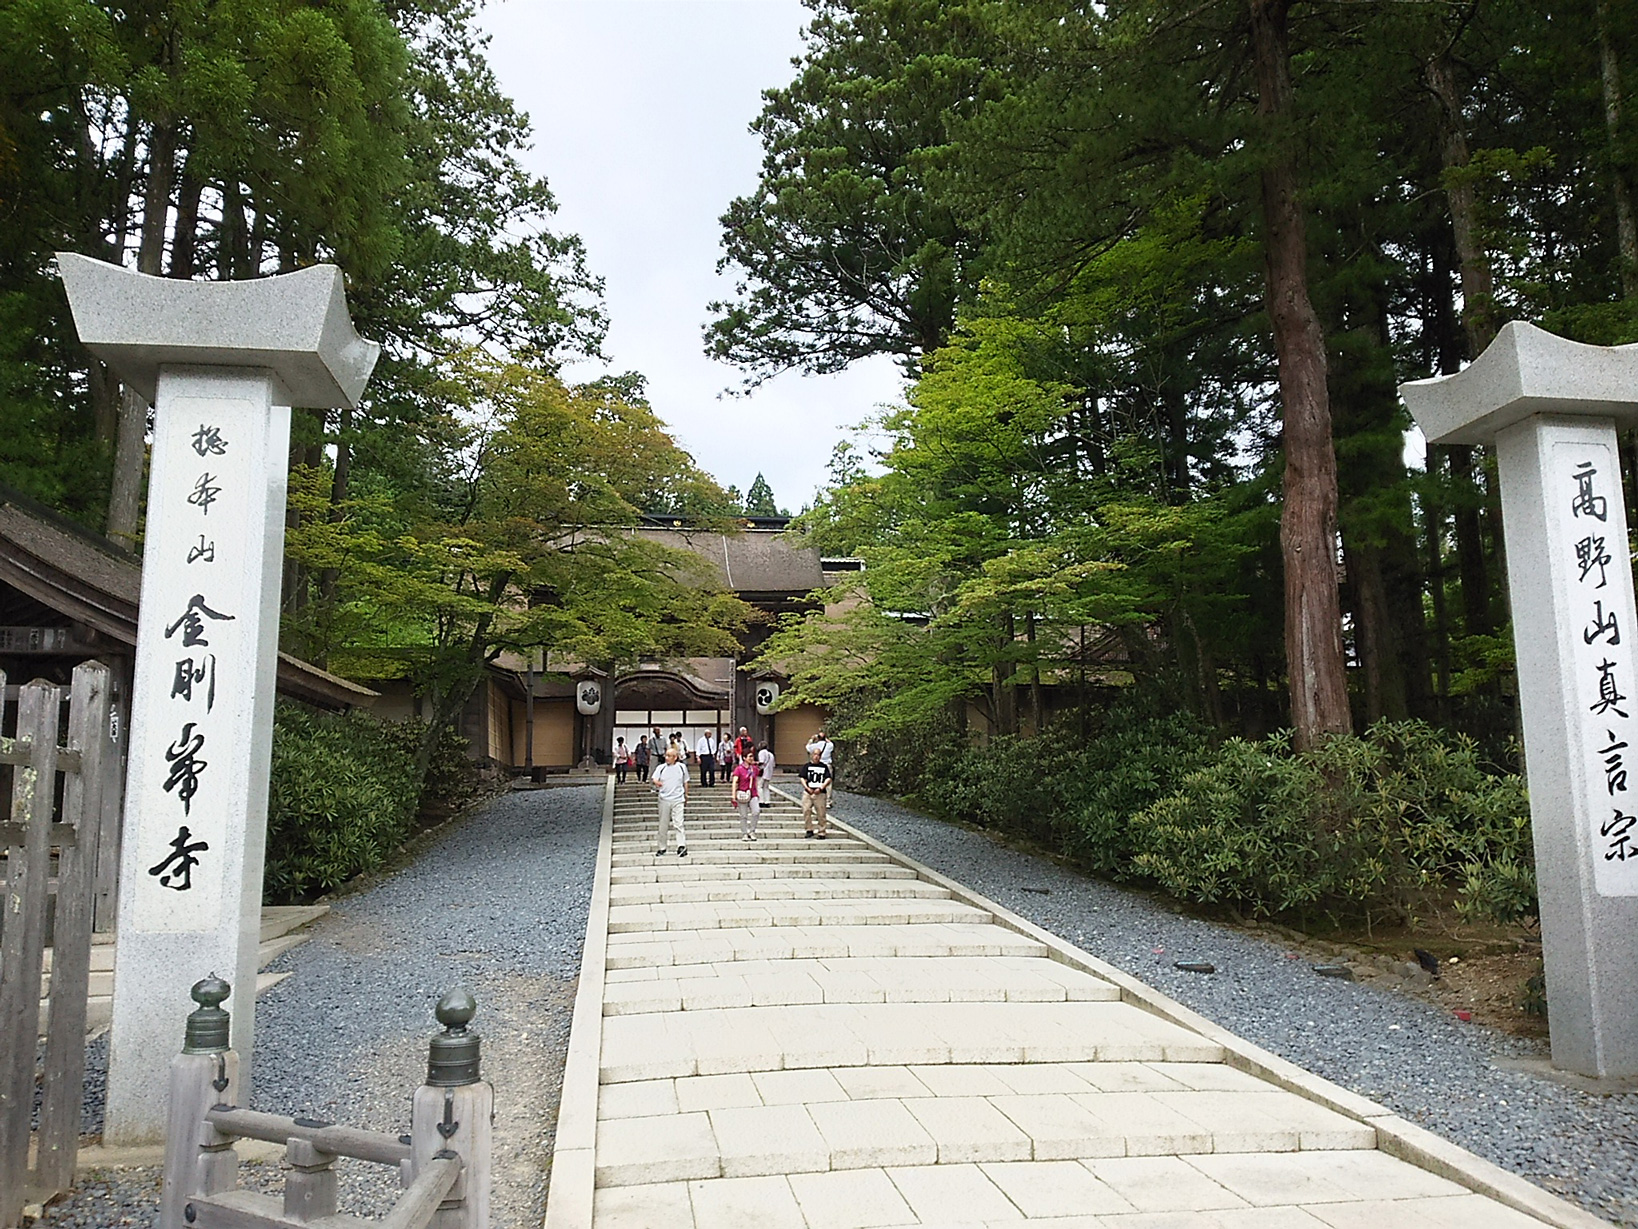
[160,978,240,1229]
[93,655,132,934]
[281,1139,337,1223]
[35,661,113,1193]
[525,660,535,773]
[0,679,60,1225]
[409,992,490,1229]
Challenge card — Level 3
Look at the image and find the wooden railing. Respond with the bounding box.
[0,664,116,1226]
[160,978,491,1229]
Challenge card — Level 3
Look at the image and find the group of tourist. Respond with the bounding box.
[610,727,836,858]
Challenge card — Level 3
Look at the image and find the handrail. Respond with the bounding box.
[205,1106,411,1166]
[380,1155,462,1229]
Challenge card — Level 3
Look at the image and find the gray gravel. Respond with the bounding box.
[831,789,1638,1227]
[45,784,600,1228]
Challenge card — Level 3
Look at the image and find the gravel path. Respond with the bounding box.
[830,789,1638,1228]
[43,784,601,1228]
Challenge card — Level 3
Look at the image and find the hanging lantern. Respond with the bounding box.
[754,680,780,715]
[576,679,603,715]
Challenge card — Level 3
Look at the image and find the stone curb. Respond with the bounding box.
[790,789,1612,1229]
[542,773,615,1229]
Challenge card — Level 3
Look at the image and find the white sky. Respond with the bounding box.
[478,0,905,513]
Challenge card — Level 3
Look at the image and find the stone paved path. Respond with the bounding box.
[546,780,1606,1228]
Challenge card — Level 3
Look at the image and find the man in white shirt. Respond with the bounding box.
[757,742,775,803]
[696,730,718,787]
[649,744,689,857]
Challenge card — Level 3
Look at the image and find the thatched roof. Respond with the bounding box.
[625,528,825,596]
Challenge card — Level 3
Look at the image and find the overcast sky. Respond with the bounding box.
[477,0,904,512]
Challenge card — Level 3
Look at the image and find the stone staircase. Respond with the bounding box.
[39,904,327,1037]
[564,783,1572,1227]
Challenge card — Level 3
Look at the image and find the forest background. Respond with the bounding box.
[713,0,1638,930]
[4,0,1636,923]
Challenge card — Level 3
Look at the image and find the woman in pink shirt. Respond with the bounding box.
[731,756,761,841]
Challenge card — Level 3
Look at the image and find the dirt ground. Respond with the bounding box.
[1263,910,1551,1041]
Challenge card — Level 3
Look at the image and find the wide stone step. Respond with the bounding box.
[608,879,951,905]
[589,1148,1478,1225]
[614,800,798,811]
[609,864,919,884]
[614,810,810,821]
[610,849,889,867]
[610,837,858,853]
[608,898,990,934]
[611,820,803,831]
[604,923,1044,970]
[598,1000,1222,1084]
[601,955,1121,1014]
[591,1068,1376,1186]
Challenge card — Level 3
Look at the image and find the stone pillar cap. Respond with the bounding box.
[56,253,380,409]
[1400,320,1638,446]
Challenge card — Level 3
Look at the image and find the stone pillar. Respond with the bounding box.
[57,254,378,1142]
[1402,322,1638,1078]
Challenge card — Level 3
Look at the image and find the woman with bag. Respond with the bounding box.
[731,754,761,841]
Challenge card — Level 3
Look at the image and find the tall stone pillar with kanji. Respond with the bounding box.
[1402,323,1638,1079]
[58,254,378,1142]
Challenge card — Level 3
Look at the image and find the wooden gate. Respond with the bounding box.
[0,663,113,1225]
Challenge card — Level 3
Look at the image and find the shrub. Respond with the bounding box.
[829,696,964,797]
[913,706,1216,864]
[1058,710,1218,876]
[1126,721,1534,923]
[265,705,424,902]
[887,710,1534,925]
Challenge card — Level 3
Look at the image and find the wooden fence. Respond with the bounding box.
[0,663,114,1226]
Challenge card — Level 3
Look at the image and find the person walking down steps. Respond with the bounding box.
[731,753,760,841]
[614,736,631,784]
[801,746,832,840]
[696,729,717,787]
[650,743,689,857]
[757,740,775,804]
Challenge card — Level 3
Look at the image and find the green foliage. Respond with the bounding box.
[914,707,1216,866]
[1127,722,1533,923]
[707,0,992,379]
[282,352,750,776]
[744,473,780,517]
[889,715,1532,925]
[264,704,474,902]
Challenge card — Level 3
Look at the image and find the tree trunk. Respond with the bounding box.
[135,123,174,276]
[247,208,268,279]
[1426,53,1499,353]
[1345,539,1405,723]
[1426,50,1498,636]
[105,387,148,549]
[221,180,249,279]
[414,578,512,789]
[992,612,1018,737]
[169,159,204,278]
[1024,611,1045,735]
[1425,493,1452,717]
[106,122,176,548]
[1597,0,1638,297]
[1179,607,1225,728]
[1250,0,1351,749]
